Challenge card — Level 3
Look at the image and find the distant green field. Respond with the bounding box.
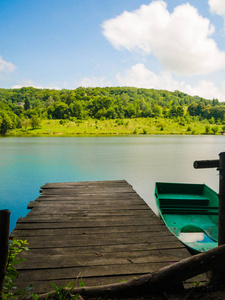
[6,117,223,136]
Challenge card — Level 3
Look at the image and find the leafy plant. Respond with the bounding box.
[119,279,126,283]
[3,239,30,299]
[31,293,39,300]
[46,283,80,300]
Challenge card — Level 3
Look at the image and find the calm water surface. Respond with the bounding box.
[0,135,224,232]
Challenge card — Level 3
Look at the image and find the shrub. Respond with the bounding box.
[143,128,147,134]
[205,125,210,134]
[187,126,192,132]
[212,126,219,135]
[158,123,164,131]
[209,117,215,124]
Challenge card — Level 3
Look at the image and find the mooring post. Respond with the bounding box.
[193,154,225,244]
[218,152,225,246]
[194,152,225,281]
[0,209,10,300]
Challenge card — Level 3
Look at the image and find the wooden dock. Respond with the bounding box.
[10,180,202,294]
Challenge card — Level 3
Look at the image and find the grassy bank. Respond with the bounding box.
[6,117,224,136]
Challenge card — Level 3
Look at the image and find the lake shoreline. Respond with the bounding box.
[2,132,221,137]
[3,117,223,137]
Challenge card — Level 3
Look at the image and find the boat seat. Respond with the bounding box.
[158,192,218,215]
[158,193,209,200]
[159,196,209,207]
[161,206,218,215]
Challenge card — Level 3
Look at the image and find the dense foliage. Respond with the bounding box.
[0,86,224,134]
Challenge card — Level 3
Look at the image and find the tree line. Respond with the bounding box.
[0,86,224,134]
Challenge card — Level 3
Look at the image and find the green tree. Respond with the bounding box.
[177,106,184,117]
[0,112,13,134]
[52,102,69,119]
[162,106,168,117]
[188,103,198,116]
[30,115,41,129]
[205,125,210,134]
[24,98,31,110]
[169,105,178,117]
[45,96,54,107]
[153,105,162,117]
[196,102,205,116]
[169,105,184,118]
[211,126,219,135]
[72,102,85,119]
[125,104,136,118]
[22,119,30,129]
[106,107,117,119]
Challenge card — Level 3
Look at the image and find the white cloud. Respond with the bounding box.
[209,0,225,31]
[209,0,225,16]
[184,80,224,101]
[117,63,169,89]
[11,80,60,90]
[102,1,225,76]
[0,56,16,73]
[78,76,111,87]
[116,63,225,101]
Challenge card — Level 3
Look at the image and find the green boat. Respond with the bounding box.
[155,182,218,253]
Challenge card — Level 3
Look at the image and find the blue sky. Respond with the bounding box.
[0,0,225,100]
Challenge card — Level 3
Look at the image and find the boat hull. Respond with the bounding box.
[155,182,218,253]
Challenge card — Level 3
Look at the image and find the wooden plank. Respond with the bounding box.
[18,215,156,223]
[40,185,136,193]
[18,247,188,261]
[27,201,147,210]
[12,180,202,294]
[17,249,190,270]
[14,231,176,247]
[41,180,128,188]
[14,234,179,250]
[10,224,165,237]
[28,198,143,207]
[14,218,161,229]
[26,209,153,217]
[38,194,140,199]
[15,262,174,282]
[15,242,185,256]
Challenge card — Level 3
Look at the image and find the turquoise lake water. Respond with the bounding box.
[0,135,224,233]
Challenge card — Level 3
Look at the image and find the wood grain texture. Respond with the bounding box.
[11,180,203,294]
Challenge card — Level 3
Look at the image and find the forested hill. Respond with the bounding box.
[0,86,224,134]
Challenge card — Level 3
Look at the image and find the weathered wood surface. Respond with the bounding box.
[10,180,205,294]
[35,244,225,299]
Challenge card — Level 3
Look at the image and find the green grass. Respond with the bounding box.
[6,117,224,136]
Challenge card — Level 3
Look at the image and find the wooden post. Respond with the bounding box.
[193,152,225,246]
[0,210,10,300]
[193,159,219,169]
[218,152,225,246]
